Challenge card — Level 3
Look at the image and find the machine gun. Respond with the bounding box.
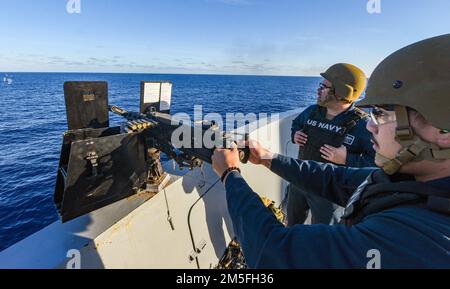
[108,104,249,167]
[54,81,249,222]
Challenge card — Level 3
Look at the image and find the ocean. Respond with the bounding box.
[0,72,319,251]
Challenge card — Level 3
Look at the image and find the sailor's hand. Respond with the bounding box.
[246,139,275,168]
[294,131,308,147]
[212,144,241,178]
[320,145,347,165]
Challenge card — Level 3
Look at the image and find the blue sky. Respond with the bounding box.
[0,0,449,76]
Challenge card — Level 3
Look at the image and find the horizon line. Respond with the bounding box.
[1,71,321,78]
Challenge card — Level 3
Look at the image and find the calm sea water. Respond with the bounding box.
[0,73,319,251]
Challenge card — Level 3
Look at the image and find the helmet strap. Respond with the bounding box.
[379,106,450,175]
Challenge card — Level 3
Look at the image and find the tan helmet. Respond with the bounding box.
[358,34,450,130]
[358,34,450,175]
[321,63,367,102]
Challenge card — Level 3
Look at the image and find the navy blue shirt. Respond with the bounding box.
[291,104,376,167]
[225,155,450,268]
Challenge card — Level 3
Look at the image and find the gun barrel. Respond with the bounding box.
[109,105,143,121]
[109,104,250,164]
[109,105,128,116]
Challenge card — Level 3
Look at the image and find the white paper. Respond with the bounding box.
[159,82,172,111]
[144,83,161,104]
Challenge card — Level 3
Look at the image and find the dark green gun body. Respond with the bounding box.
[54,81,249,222]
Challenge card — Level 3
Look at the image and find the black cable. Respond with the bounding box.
[187,177,221,269]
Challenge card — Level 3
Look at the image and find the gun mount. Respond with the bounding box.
[54,81,249,222]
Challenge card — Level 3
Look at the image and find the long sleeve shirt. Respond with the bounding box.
[225,155,450,268]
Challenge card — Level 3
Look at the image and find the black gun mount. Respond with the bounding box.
[54,81,249,222]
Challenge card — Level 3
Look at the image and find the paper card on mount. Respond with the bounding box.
[160,82,172,111]
[143,82,161,104]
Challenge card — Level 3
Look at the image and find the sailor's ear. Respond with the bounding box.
[436,130,450,148]
[409,109,450,147]
[335,94,350,103]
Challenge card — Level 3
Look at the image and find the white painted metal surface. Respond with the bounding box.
[0,108,305,269]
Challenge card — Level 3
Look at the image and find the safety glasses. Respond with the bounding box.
[318,83,333,91]
[370,105,397,125]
